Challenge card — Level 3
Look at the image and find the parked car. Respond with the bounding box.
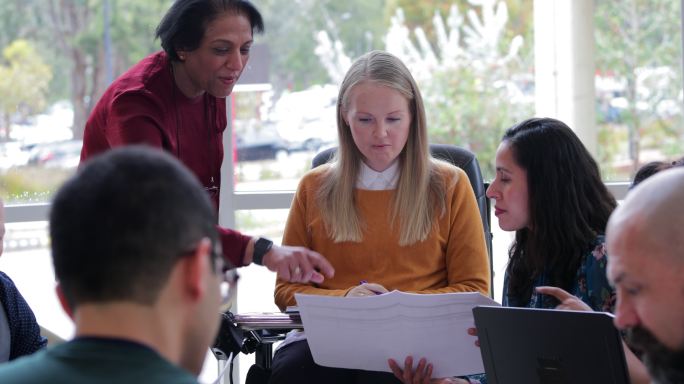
[280,117,337,152]
[235,125,289,162]
[270,85,338,152]
[26,140,82,169]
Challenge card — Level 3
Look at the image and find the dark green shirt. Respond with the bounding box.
[0,337,199,384]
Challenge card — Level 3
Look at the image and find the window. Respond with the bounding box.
[1,2,673,382]
[594,0,683,180]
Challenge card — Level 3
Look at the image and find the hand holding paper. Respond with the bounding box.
[388,356,472,384]
[346,282,389,297]
[295,290,499,378]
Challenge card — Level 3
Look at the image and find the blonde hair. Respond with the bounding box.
[316,50,446,246]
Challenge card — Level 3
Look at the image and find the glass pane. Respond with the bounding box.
[0,221,70,340]
[232,1,534,184]
[0,1,171,203]
[0,125,79,204]
[234,208,286,312]
[234,209,285,384]
[595,0,684,181]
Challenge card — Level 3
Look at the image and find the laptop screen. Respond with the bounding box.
[472,306,629,384]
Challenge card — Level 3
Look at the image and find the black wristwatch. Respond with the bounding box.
[252,237,273,266]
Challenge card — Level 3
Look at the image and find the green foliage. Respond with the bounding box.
[640,117,679,147]
[383,2,533,180]
[108,0,174,70]
[597,123,628,180]
[662,138,684,158]
[393,0,455,32]
[0,166,73,203]
[0,0,173,137]
[595,0,683,169]
[390,0,534,68]
[0,39,52,139]
[64,0,172,115]
[0,0,42,49]
[258,0,390,92]
[425,66,527,179]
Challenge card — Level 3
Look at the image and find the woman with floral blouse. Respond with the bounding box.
[485,117,649,384]
[394,118,650,384]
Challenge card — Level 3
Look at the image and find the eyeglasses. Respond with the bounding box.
[210,240,240,313]
[219,268,239,313]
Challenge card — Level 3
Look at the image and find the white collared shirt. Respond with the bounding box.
[356,161,399,190]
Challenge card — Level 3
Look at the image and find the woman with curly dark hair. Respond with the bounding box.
[398,117,651,384]
[489,117,616,310]
[484,117,649,384]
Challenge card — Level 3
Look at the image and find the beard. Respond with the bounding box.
[626,326,684,384]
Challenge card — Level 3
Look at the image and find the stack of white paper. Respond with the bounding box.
[295,290,500,378]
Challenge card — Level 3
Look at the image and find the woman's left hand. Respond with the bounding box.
[535,286,592,311]
[388,357,469,384]
[346,282,388,297]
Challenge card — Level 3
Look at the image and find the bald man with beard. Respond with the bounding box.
[606,167,684,384]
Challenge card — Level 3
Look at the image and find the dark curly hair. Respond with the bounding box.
[503,118,617,307]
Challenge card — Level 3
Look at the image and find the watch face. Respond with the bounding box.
[254,237,273,265]
[257,238,273,251]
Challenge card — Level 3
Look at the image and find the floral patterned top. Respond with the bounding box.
[464,236,615,384]
[501,235,615,312]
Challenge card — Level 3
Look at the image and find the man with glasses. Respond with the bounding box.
[0,146,233,383]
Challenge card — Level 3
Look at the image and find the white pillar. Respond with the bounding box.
[219,95,237,230]
[534,0,597,155]
[218,95,239,384]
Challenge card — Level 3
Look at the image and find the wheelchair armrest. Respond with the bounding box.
[232,312,303,331]
[212,311,303,364]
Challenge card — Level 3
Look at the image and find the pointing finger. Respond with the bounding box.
[307,250,335,278]
[535,286,574,302]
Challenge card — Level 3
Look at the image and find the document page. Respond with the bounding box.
[295,290,499,377]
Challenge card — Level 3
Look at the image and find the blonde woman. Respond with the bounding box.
[269,50,490,384]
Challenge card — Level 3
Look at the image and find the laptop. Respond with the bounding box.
[472,306,629,384]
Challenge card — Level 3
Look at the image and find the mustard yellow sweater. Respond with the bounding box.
[274,162,490,310]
